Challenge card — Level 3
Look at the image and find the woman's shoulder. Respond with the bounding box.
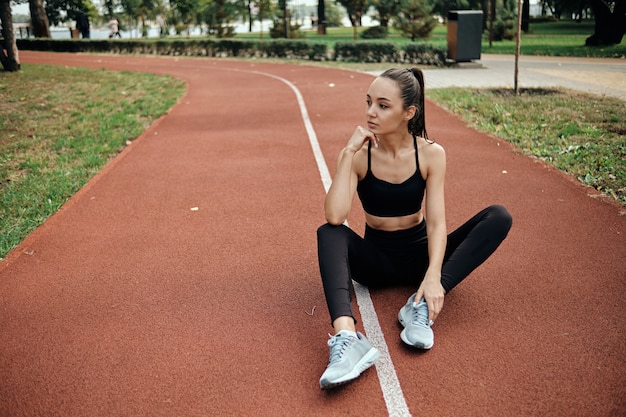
[418,136,445,158]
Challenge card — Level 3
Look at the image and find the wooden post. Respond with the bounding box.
[514,0,522,94]
[488,0,493,48]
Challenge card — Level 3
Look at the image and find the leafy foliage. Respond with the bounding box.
[393,0,438,41]
[360,25,388,39]
[334,0,369,27]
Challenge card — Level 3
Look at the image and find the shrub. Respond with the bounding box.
[360,26,388,39]
[490,16,516,41]
[402,43,446,66]
[257,39,327,60]
[334,41,398,62]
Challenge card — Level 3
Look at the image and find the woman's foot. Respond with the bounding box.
[398,293,434,349]
[319,330,380,389]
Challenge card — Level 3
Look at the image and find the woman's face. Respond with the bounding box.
[366,77,414,136]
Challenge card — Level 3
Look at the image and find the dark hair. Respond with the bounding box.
[379,68,429,141]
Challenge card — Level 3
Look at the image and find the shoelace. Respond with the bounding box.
[327,334,355,365]
[410,300,431,328]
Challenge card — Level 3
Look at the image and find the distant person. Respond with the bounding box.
[75,11,90,39]
[317,68,512,389]
[108,18,121,38]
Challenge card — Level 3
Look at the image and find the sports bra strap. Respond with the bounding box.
[368,137,419,172]
[413,135,421,172]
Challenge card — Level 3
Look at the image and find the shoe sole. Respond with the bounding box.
[400,328,433,349]
[319,348,381,390]
[398,309,434,350]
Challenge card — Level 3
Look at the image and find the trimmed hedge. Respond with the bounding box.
[16,38,329,60]
[335,41,447,66]
[402,43,447,66]
[334,41,398,62]
[16,38,448,66]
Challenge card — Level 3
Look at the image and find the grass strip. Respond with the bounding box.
[0,64,186,259]
[427,87,625,205]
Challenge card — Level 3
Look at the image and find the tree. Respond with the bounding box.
[317,0,325,34]
[44,0,92,26]
[118,0,161,37]
[29,0,51,37]
[429,0,482,20]
[393,0,437,41]
[586,0,625,45]
[335,0,369,40]
[203,0,243,37]
[119,0,141,35]
[137,0,158,37]
[324,1,345,27]
[0,0,20,71]
[370,0,401,28]
[540,0,589,19]
[275,0,288,37]
[251,0,272,37]
[170,0,200,34]
[102,0,118,17]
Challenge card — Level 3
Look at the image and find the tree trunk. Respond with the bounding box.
[29,0,51,37]
[522,0,530,32]
[0,0,21,71]
[586,0,625,45]
[247,0,252,32]
[317,0,326,34]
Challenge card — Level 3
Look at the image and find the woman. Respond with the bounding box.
[317,68,512,390]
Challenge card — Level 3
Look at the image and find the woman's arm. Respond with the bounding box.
[324,127,376,225]
[416,142,447,322]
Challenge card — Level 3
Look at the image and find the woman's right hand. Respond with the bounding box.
[346,126,378,153]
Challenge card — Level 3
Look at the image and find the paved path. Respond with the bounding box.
[1,51,625,417]
[380,54,626,100]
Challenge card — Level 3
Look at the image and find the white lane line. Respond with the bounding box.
[250,69,411,417]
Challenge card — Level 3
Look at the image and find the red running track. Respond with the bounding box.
[1,51,625,417]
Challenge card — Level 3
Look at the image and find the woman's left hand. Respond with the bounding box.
[416,271,445,323]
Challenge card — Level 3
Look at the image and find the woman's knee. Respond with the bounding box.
[486,205,513,235]
[317,223,350,242]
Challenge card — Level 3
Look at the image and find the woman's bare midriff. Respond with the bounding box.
[365,210,424,232]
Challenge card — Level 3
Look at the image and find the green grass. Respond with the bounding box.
[234,20,626,58]
[481,21,626,57]
[427,87,626,204]
[0,64,186,259]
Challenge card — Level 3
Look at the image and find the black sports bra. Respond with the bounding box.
[356,137,426,217]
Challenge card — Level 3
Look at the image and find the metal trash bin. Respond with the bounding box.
[447,10,483,62]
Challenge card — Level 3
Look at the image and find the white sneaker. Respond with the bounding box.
[319,331,380,389]
[398,293,434,349]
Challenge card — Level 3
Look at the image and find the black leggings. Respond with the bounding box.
[317,205,512,324]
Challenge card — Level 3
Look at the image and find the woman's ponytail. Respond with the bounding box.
[406,68,428,140]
